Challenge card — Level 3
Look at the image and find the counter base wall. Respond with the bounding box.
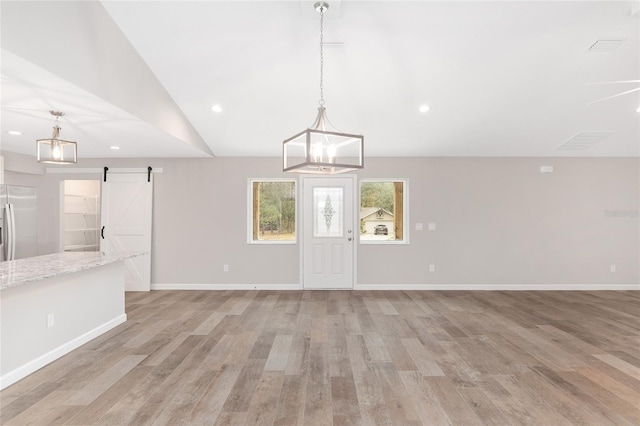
[0,262,126,390]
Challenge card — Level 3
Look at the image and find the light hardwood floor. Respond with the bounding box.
[1,290,639,425]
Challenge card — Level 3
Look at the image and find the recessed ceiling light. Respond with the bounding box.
[110,146,120,150]
[7,130,22,135]
[211,104,222,113]
[419,105,430,113]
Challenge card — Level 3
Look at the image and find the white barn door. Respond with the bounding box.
[100,172,153,291]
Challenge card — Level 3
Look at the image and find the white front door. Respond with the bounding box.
[302,176,355,289]
[100,173,153,291]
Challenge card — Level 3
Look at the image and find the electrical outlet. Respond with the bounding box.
[610,264,616,273]
[47,313,55,328]
[429,264,435,272]
[223,264,229,272]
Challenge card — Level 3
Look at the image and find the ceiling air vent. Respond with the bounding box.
[588,40,623,52]
[556,132,615,151]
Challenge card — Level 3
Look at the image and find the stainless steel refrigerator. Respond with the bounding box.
[0,184,38,261]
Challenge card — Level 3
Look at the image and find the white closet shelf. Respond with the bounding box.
[64,244,99,251]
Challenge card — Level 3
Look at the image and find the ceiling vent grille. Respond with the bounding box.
[556,132,615,151]
[588,40,623,52]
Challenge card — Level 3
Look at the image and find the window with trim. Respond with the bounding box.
[248,179,296,243]
[360,179,408,243]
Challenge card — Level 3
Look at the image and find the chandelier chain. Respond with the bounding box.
[319,5,325,107]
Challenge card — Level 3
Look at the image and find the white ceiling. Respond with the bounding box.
[1,0,639,159]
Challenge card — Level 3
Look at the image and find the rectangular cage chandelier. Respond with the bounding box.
[36,111,77,165]
[282,1,363,175]
[283,107,364,174]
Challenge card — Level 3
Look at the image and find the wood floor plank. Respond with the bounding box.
[189,365,242,424]
[352,368,393,425]
[457,386,513,425]
[244,371,285,426]
[4,390,75,426]
[401,337,445,376]
[220,358,267,414]
[593,353,640,381]
[426,376,483,425]
[398,371,451,425]
[559,370,640,425]
[192,312,226,335]
[577,366,640,407]
[478,377,544,425]
[363,332,391,363]
[303,383,333,425]
[331,375,362,425]
[152,368,218,426]
[525,366,620,425]
[273,374,307,426]
[376,296,399,315]
[374,362,422,425]
[1,289,637,425]
[494,374,574,425]
[64,354,147,405]
[264,334,294,372]
[64,365,153,425]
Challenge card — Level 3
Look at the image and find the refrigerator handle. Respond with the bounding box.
[7,204,15,261]
[2,205,7,260]
[5,205,11,260]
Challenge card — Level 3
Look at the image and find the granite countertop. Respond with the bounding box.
[0,251,146,290]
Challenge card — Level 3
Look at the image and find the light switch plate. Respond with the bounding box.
[428,223,436,231]
[415,223,423,231]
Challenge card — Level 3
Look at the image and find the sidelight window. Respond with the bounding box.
[248,179,296,243]
[359,179,408,243]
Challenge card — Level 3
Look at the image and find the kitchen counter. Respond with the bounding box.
[0,251,145,290]
[1,251,142,390]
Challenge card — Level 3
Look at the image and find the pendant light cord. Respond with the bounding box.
[319,5,325,107]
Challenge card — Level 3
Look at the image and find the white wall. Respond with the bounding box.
[358,157,639,287]
[3,153,638,288]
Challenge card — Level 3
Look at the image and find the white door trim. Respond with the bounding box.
[299,174,357,289]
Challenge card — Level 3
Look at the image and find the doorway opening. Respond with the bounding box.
[61,180,101,252]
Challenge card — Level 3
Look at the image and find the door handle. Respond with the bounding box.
[101,226,105,239]
[347,237,352,241]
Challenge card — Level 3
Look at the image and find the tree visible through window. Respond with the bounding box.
[360,180,406,242]
[250,180,296,242]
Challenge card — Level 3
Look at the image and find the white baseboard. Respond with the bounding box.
[354,283,640,291]
[152,283,639,291]
[151,283,304,290]
[0,314,127,391]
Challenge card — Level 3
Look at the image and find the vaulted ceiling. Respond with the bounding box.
[1,1,638,159]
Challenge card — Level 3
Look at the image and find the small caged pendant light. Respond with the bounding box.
[282,1,364,174]
[36,111,77,164]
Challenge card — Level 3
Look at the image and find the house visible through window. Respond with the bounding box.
[249,180,296,243]
[360,180,407,243]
